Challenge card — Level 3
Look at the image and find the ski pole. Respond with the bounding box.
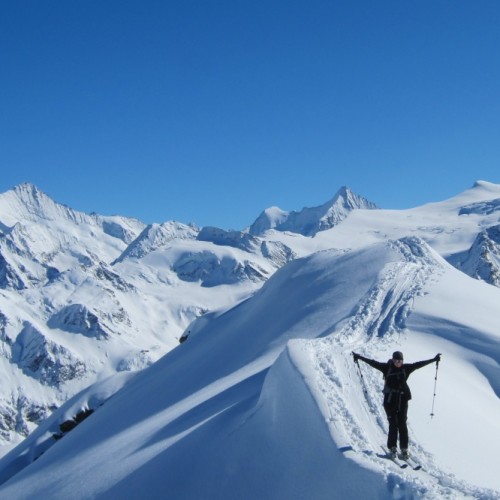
[353,354,368,396]
[430,357,440,418]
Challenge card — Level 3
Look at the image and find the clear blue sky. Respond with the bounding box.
[1,1,499,230]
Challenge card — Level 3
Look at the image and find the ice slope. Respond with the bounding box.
[0,236,498,498]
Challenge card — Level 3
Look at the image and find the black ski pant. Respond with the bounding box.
[384,402,409,450]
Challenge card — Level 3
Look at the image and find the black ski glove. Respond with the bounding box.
[434,353,441,362]
[352,352,360,362]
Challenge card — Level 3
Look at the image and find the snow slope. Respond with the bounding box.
[0,184,287,447]
[0,236,498,498]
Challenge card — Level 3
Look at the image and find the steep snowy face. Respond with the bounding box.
[248,186,378,236]
[0,183,80,226]
[451,224,500,286]
[0,184,146,275]
[114,221,200,262]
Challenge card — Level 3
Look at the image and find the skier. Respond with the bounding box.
[352,350,441,460]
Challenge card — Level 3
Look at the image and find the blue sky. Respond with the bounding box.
[1,1,499,230]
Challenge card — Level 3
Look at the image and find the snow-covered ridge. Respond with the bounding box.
[0,181,500,497]
[0,183,84,226]
[113,221,199,263]
[1,235,498,497]
[0,183,145,245]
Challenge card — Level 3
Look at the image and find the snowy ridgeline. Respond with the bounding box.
[0,181,499,498]
[0,235,499,498]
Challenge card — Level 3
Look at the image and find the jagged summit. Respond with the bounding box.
[249,186,378,236]
[0,183,79,226]
[0,184,145,243]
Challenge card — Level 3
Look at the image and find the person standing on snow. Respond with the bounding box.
[352,350,441,459]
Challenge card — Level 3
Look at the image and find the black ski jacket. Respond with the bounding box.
[356,355,435,406]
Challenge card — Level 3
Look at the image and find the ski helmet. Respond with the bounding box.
[392,351,404,361]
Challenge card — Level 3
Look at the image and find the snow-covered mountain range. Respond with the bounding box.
[0,181,499,498]
[0,183,373,448]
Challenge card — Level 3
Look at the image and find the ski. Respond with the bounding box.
[399,455,422,471]
[380,447,408,469]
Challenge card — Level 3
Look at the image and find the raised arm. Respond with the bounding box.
[406,354,441,374]
[352,352,386,373]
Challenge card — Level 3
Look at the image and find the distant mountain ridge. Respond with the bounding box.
[248,186,378,236]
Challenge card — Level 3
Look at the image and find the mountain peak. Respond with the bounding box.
[249,186,378,237]
[325,185,377,211]
[248,206,289,235]
[12,182,54,210]
[472,180,500,190]
[0,183,76,226]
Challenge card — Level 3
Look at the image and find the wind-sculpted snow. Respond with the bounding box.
[330,238,440,344]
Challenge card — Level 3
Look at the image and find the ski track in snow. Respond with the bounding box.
[294,242,499,499]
